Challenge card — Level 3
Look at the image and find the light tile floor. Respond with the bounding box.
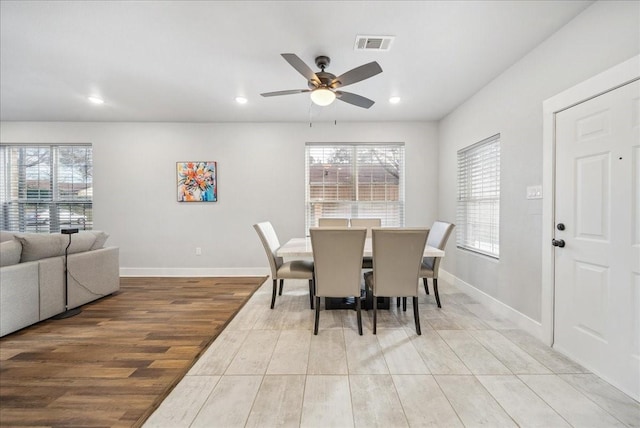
[144,278,640,427]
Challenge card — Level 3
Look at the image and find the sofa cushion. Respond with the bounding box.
[89,230,110,250]
[15,233,65,262]
[15,232,97,262]
[0,239,22,267]
[68,232,98,254]
[0,230,17,243]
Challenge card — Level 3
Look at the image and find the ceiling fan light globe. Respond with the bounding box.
[310,88,336,106]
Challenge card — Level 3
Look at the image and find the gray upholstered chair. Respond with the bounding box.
[350,218,381,268]
[365,228,429,335]
[317,218,349,227]
[310,227,367,335]
[420,221,455,308]
[254,222,315,310]
[349,218,381,237]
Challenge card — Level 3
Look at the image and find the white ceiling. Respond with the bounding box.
[0,0,593,123]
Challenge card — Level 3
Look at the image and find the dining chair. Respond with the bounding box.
[349,218,381,269]
[310,227,367,335]
[317,218,349,227]
[365,228,429,335]
[420,221,455,308]
[349,218,381,237]
[253,222,315,310]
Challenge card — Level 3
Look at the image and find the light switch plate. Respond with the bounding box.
[526,185,542,199]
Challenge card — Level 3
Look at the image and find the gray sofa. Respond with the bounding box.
[0,230,120,337]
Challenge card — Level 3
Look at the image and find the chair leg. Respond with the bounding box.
[278,279,284,296]
[397,297,401,307]
[270,279,278,309]
[308,279,315,309]
[403,297,407,312]
[314,296,320,335]
[423,278,429,295]
[355,297,363,336]
[433,278,441,308]
[413,296,421,335]
[373,300,377,335]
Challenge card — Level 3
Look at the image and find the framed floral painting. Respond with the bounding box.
[177,161,217,202]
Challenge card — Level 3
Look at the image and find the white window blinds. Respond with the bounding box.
[456,134,500,258]
[0,144,93,233]
[305,143,405,232]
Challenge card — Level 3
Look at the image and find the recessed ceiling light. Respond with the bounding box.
[235,96,248,104]
[88,96,104,105]
[389,96,401,104]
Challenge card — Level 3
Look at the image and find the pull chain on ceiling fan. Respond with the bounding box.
[261,53,383,109]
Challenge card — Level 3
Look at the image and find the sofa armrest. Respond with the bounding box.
[0,262,39,337]
[67,247,120,309]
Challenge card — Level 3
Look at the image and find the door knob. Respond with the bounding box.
[552,239,565,248]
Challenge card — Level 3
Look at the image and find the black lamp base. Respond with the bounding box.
[53,307,82,319]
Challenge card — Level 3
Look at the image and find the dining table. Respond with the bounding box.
[276,236,445,311]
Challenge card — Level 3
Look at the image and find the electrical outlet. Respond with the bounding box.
[526,185,542,199]
[195,247,202,256]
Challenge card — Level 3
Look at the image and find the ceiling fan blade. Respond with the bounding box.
[331,61,382,88]
[261,89,311,97]
[335,91,375,109]
[281,53,320,85]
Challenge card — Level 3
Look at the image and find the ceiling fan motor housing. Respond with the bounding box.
[308,71,337,89]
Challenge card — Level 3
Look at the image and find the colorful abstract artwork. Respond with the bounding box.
[177,161,217,202]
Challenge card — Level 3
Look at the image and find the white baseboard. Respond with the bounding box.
[120,267,270,277]
[440,269,546,342]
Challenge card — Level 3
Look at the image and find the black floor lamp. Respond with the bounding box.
[53,228,81,319]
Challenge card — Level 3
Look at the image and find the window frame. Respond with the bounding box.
[456,134,500,259]
[0,143,93,233]
[305,143,405,233]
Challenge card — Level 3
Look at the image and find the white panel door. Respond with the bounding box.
[554,79,639,400]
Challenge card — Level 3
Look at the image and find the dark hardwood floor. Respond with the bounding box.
[0,276,267,428]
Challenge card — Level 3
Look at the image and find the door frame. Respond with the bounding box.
[541,55,639,346]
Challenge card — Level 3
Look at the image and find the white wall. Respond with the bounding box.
[0,121,438,275]
[438,0,640,331]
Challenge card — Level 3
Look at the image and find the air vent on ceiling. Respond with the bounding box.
[354,35,394,51]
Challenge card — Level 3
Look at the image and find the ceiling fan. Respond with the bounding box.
[260,53,383,109]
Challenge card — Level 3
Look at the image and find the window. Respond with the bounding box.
[0,144,93,233]
[305,143,404,232]
[456,134,500,258]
